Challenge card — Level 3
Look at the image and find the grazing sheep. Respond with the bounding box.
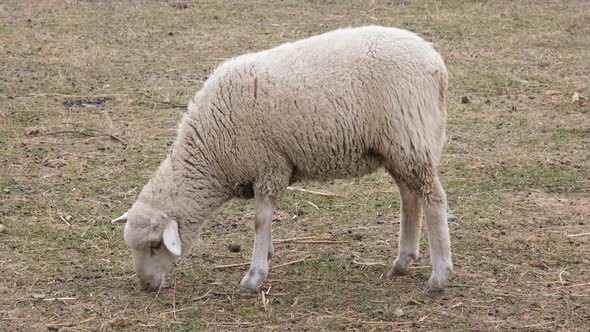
[112,26,452,293]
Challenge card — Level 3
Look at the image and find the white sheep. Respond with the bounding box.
[112,26,452,293]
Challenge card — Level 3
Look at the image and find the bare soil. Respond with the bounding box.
[1,0,589,331]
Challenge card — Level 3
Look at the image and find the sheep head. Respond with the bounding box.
[112,202,181,291]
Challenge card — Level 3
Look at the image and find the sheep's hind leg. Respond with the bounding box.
[388,178,422,278]
[423,177,453,293]
[239,199,274,293]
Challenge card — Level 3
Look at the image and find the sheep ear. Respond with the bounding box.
[163,219,181,256]
[111,212,129,224]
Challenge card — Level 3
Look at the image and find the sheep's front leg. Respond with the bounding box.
[423,177,453,293]
[388,179,422,278]
[239,200,274,293]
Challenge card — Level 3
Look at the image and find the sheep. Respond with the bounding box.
[112,26,452,294]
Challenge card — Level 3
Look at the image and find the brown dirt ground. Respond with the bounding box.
[1,0,589,331]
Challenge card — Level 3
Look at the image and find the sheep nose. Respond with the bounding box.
[138,276,162,291]
[138,279,151,291]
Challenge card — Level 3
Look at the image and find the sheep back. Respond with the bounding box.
[178,26,448,200]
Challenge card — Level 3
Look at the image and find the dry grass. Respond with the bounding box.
[1,0,589,331]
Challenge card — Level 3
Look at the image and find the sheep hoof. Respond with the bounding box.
[387,266,407,279]
[387,255,414,278]
[425,285,444,294]
[239,268,267,294]
[426,268,450,293]
[238,285,258,294]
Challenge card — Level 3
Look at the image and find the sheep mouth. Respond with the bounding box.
[138,274,165,291]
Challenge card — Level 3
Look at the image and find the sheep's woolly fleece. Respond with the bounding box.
[127,25,448,256]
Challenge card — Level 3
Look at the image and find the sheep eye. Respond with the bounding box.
[149,242,162,253]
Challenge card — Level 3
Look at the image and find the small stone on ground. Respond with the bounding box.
[227,242,241,253]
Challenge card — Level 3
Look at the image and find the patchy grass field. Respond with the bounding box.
[1,0,589,330]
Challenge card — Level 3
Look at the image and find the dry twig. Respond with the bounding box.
[360,320,412,326]
[42,297,77,301]
[274,236,328,243]
[352,259,386,266]
[287,186,344,199]
[260,288,270,313]
[524,321,556,328]
[59,216,71,227]
[211,291,258,297]
[270,257,309,270]
[305,200,319,210]
[66,122,127,145]
[567,232,590,237]
[291,240,346,244]
[23,93,127,98]
[193,289,214,301]
[79,316,97,325]
[46,122,127,145]
[213,262,251,269]
[213,257,309,271]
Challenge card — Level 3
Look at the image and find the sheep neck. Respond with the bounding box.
[137,155,230,251]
